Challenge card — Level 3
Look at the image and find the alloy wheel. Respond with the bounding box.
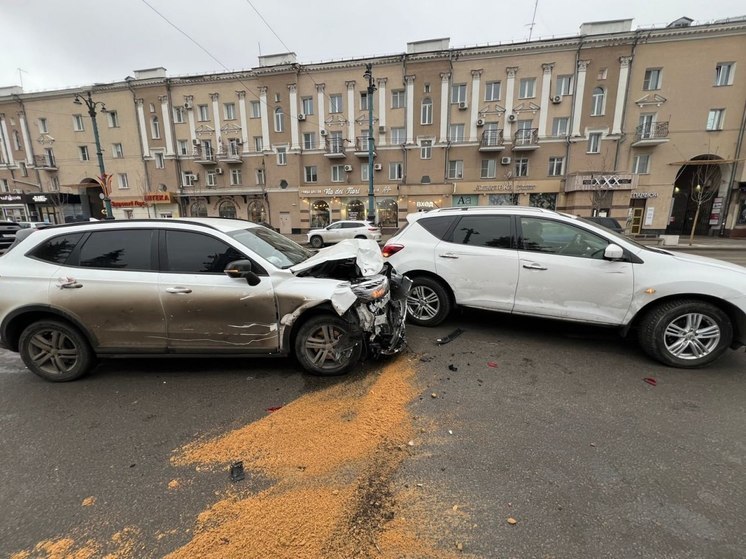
[407,285,440,321]
[663,312,721,360]
[27,328,81,376]
[303,324,354,370]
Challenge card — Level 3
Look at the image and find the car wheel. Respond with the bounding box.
[406,276,451,327]
[19,320,95,382]
[637,299,733,368]
[294,314,362,376]
[310,235,324,249]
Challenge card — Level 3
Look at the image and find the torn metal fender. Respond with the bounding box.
[289,239,384,277]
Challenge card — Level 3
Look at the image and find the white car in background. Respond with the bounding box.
[307,220,382,249]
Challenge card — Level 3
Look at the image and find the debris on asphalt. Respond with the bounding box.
[448,364,458,372]
[81,496,96,507]
[419,354,435,363]
[487,361,498,368]
[229,461,245,482]
[452,505,459,511]
[456,541,463,550]
[436,328,464,345]
[590,443,596,447]
[431,392,438,398]
[168,479,181,489]
[266,406,283,413]
[448,430,453,435]
[408,440,415,446]
[643,377,657,386]
[507,517,518,525]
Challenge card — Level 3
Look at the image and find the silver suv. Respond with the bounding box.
[0,218,409,381]
[383,206,746,369]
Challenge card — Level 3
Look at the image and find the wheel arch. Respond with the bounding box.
[1,306,99,352]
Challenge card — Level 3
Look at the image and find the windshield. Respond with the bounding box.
[229,227,313,269]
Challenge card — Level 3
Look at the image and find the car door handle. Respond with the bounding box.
[522,262,547,270]
[59,281,83,289]
[166,287,192,294]
[438,253,459,259]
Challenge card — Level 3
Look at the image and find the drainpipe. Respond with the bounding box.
[165,78,185,217]
[719,95,746,236]
[612,30,642,172]
[562,37,584,211]
[127,79,154,217]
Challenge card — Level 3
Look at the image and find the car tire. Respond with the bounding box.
[309,235,324,249]
[294,314,362,376]
[406,276,451,327]
[19,320,95,382]
[637,299,732,368]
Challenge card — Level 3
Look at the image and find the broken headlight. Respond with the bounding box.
[351,275,389,301]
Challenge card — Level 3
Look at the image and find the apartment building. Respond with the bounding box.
[1,16,745,236]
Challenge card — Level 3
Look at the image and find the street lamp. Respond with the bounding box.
[363,64,377,224]
[73,91,114,219]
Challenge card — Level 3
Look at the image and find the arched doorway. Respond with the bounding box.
[218,200,237,218]
[345,199,365,221]
[376,198,398,227]
[247,199,267,223]
[81,177,105,220]
[666,155,723,236]
[190,200,208,217]
[311,200,330,227]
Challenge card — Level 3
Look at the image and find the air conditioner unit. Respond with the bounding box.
[501,156,512,165]
[507,114,517,122]
[373,163,382,171]
[192,174,199,182]
[184,100,193,109]
[343,164,353,172]
[216,168,224,175]
[458,102,468,110]
[297,113,306,121]
[319,129,328,136]
[192,139,200,146]
[551,95,562,104]
[476,118,485,127]
[378,125,386,133]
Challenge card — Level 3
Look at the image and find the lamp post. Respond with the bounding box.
[74,91,114,219]
[363,64,377,224]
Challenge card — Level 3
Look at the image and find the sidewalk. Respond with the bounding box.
[636,236,746,251]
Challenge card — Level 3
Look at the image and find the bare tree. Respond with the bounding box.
[687,163,721,246]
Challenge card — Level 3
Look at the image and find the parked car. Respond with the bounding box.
[382,206,746,369]
[585,216,624,234]
[18,221,53,229]
[0,218,409,382]
[307,220,382,249]
[0,221,21,255]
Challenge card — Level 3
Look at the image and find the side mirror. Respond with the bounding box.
[604,244,624,260]
[224,259,261,286]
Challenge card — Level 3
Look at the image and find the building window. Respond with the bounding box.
[107,111,119,128]
[303,132,316,150]
[304,166,318,183]
[598,68,608,80]
[183,172,197,186]
[173,106,185,124]
[485,81,501,101]
[392,90,406,109]
[588,132,602,153]
[447,160,464,179]
[331,165,346,182]
[155,152,165,169]
[256,168,266,185]
[515,158,529,177]
[190,201,207,216]
[420,139,432,159]
[224,103,236,120]
[389,162,403,181]
[591,87,605,116]
[38,118,48,133]
[480,159,497,179]
[112,143,124,158]
[73,114,85,131]
[254,136,264,152]
[51,177,60,191]
[117,173,129,189]
[79,146,90,161]
[448,124,465,143]
[12,130,21,150]
[329,94,342,113]
[715,62,734,86]
[519,78,536,99]
[206,170,216,187]
[451,84,467,104]
[276,146,287,165]
[219,200,237,219]
[19,162,28,177]
[632,154,650,174]
[177,140,189,155]
[250,101,261,118]
[361,165,369,181]
[551,117,569,137]
[360,92,370,111]
[274,107,284,132]
[149,103,156,113]
[556,75,573,96]
[548,156,565,176]
[706,109,725,131]
[302,96,314,115]
[643,68,662,90]
[151,116,160,139]
[421,98,433,124]
[391,127,406,145]
[274,93,281,103]
[230,168,242,185]
[198,105,209,121]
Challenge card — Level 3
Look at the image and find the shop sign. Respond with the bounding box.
[631,192,658,199]
[453,195,479,206]
[709,197,723,225]
[111,199,146,208]
[566,174,638,192]
[299,185,395,197]
[0,193,24,203]
[144,193,172,203]
[474,183,537,192]
[416,201,437,208]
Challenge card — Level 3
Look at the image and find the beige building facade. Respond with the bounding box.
[2,17,745,236]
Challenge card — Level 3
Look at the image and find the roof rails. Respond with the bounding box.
[42,218,225,232]
[427,205,553,213]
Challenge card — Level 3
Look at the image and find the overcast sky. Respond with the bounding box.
[1,0,744,92]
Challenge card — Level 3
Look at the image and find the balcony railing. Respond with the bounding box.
[34,154,57,169]
[513,128,539,149]
[354,136,376,157]
[193,146,217,164]
[633,121,669,146]
[324,138,346,158]
[218,143,243,162]
[479,129,505,151]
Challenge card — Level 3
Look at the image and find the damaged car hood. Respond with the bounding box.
[290,238,384,277]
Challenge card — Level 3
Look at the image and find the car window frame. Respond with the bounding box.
[518,217,613,259]
[446,213,516,250]
[70,229,159,271]
[25,231,86,264]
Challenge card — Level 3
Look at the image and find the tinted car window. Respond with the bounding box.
[418,216,459,240]
[29,233,84,264]
[521,218,608,258]
[165,230,245,273]
[342,222,362,228]
[327,223,342,229]
[79,230,154,270]
[451,215,512,248]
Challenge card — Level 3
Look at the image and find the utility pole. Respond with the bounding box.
[74,91,114,219]
[363,64,377,223]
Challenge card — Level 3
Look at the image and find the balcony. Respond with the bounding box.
[324,139,346,159]
[34,154,58,170]
[512,128,540,151]
[217,143,243,163]
[193,146,217,165]
[479,129,505,152]
[632,121,669,146]
[354,136,376,158]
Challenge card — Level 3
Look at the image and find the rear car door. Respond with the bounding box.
[434,214,519,312]
[514,217,634,324]
[47,228,167,350]
[158,229,279,352]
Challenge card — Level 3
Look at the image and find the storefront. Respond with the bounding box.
[565,173,640,225]
[180,193,267,222]
[111,193,180,219]
[0,193,27,221]
[452,181,563,209]
[299,184,400,229]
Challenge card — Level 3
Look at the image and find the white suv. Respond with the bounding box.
[0,218,409,381]
[307,220,382,249]
[383,206,746,369]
